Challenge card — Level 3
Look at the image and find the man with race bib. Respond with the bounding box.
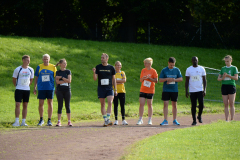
[34,54,57,126]
[185,56,207,125]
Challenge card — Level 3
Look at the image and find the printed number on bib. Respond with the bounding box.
[20,79,30,86]
[143,80,151,88]
[42,75,50,82]
[101,79,109,85]
[116,78,122,80]
[168,81,175,84]
[60,83,68,86]
[224,75,231,80]
[191,75,200,82]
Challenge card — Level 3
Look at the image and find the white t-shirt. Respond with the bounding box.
[185,65,206,92]
[12,66,34,90]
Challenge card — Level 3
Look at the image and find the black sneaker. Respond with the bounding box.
[37,119,44,126]
[47,120,52,126]
[197,116,203,123]
[192,121,197,125]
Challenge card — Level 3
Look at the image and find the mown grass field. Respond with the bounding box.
[121,120,240,160]
[0,35,240,127]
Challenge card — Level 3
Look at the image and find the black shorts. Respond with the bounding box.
[98,86,114,98]
[139,92,154,99]
[15,89,30,102]
[162,92,178,102]
[221,85,236,95]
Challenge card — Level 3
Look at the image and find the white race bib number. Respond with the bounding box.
[191,75,200,82]
[60,83,68,86]
[168,81,175,84]
[101,79,109,85]
[20,79,30,86]
[143,80,151,88]
[224,75,231,80]
[116,78,122,80]
[42,75,50,82]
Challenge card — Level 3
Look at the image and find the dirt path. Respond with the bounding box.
[0,113,239,160]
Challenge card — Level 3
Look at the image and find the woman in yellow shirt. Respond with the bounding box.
[113,61,128,125]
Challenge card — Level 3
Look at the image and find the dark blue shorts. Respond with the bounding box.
[38,90,54,99]
[98,86,114,98]
[15,89,30,102]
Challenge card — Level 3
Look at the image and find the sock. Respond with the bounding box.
[48,118,51,121]
[139,117,142,120]
[68,120,71,122]
[103,115,107,121]
[58,120,61,122]
[40,117,43,120]
[15,118,19,123]
[22,119,26,123]
[148,117,151,121]
[107,113,111,119]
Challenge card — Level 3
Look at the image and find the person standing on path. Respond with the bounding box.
[34,54,57,126]
[218,55,238,121]
[185,56,207,125]
[12,55,34,126]
[92,53,117,127]
[55,59,72,126]
[113,61,128,125]
[136,58,158,125]
[159,57,183,126]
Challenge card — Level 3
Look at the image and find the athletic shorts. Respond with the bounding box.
[139,92,154,99]
[162,92,178,102]
[221,85,236,95]
[15,89,30,102]
[38,90,54,99]
[98,86,114,98]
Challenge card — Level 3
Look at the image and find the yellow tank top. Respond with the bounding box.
[113,71,126,93]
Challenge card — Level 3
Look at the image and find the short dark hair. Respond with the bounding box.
[169,57,176,63]
[22,55,30,60]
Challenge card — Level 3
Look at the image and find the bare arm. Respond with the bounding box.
[202,76,207,97]
[29,78,34,86]
[12,78,17,87]
[62,74,72,83]
[112,75,117,96]
[92,68,97,81]
[185,76,190,98]
[226,73,238,81]
[33,76,38,95]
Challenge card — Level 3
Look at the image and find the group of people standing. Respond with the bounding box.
[12,53,238,127]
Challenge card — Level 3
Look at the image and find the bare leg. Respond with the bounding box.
[107,96,114,114]
[147,99,153,118]
[15,102,21,118]
[228,93,236,120]
[39,99,44,117]
[67,113,71,121]
[163,101,169,120]
[172,101,177,120]
[139,97,146,118]
[99,98,106,115]
[222,95,229,121]
[47,99,53,119]
[22,102,28,119]
[58,114,62,121]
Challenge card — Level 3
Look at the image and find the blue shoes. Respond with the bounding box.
[173,119,180,125]
[160,119,168,125]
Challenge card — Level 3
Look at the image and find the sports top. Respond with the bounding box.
[13,66,34,90]
[159,66,182,92]
[113,71,126,93]
[35,63,57,90]
[95,64,116,87]
[56,69,71,91]
[140,68,158,94]
[185,65,206,92]
[219,65,238,86]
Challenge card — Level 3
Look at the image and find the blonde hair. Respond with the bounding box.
[42,54,50,59]
[56,59,67,67]
[115,61,121,66]
[223,55,232,61]
[143,57,153,65]
[102,53,109,59]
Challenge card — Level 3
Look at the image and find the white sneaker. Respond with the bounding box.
[122,120,128,125]
[114,120,118,125]
[12,121,20,127]
[148,119,152,125]
[136,119,143,125]
[20,123,28,126]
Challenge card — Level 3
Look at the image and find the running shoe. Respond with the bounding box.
[160,119,168,126]
[20,122,28,126]
[68,122,73,126]
[56,121,62,127]
[122,120,128,125]
[12,121,20,127]
[173,119,180,125]
[114,120,118,125]
[47,120,52,126]
[136,119,143,125]
[37,119,44,126]
[192,121,197,125]
[148,119,152,125]
[197,116,203,123]
[103,119,113,127]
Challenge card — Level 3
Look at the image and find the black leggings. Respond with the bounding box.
[56,90,71,114]
[114,93,126,120]
[190,91,204,121]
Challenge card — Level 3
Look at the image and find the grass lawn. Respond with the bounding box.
[0,35,240,128]
[121,120,240,160]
